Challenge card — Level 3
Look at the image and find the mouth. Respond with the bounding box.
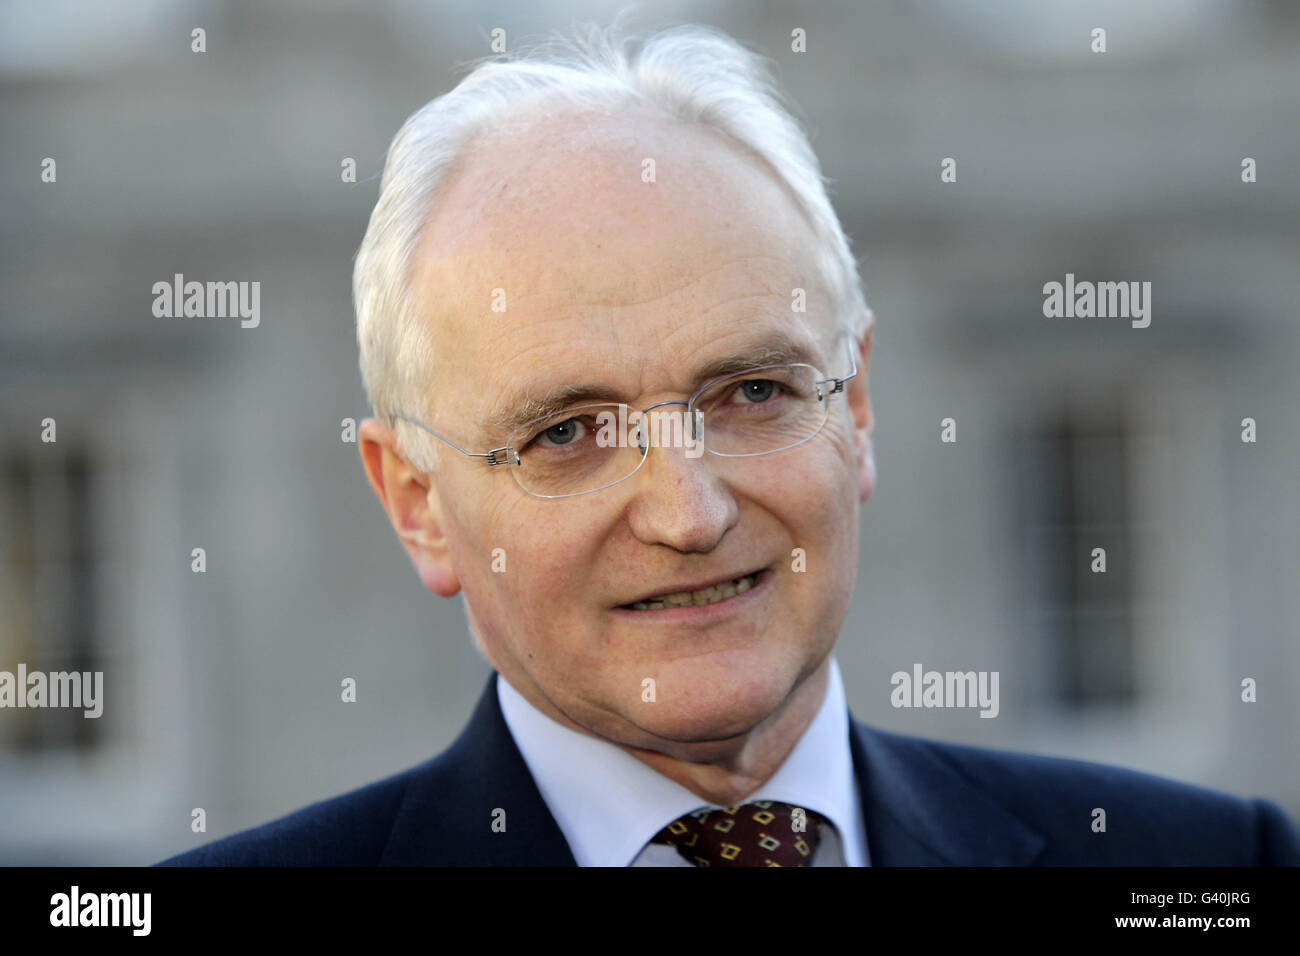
[618,570,766,611]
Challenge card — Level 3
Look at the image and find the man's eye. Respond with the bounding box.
[734,379,780,403]
[533,418,587,447]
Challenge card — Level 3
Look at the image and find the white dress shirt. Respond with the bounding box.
[496,654,870,866]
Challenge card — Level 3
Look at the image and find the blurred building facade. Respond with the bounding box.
[1,0,1297,863]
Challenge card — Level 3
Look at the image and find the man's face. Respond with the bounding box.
[397,106,873,756]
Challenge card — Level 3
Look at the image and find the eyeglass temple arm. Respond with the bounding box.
[391,413,517,466]
[821,334,860,393]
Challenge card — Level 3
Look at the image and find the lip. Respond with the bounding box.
[611,567,773,623]
[617,566,770,608]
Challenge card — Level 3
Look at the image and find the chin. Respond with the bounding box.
[626,654,805,743]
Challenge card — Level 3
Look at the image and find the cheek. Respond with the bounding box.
[449,481,558,577]
[451,494,602,643]
[750,423,858,534]
[739,429,859,605]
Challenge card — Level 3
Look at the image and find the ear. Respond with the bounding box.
[846,328,876,503]
[358,418,461,598]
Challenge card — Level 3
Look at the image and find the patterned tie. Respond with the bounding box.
[650,801,826,867]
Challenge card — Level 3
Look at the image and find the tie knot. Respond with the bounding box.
[650,802,826,867]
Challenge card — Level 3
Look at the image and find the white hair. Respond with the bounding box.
[353,16,873,472]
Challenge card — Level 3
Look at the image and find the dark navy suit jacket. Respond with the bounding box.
[158,673,1300,866]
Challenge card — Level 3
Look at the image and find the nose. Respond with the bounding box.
[623,431,738,553]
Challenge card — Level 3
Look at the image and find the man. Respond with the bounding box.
[160,22,1299,867]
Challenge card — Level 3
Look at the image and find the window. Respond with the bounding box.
[0,447,104,751]
[1015,402,1136,706]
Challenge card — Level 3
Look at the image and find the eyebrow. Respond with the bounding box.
[485,331,826,438]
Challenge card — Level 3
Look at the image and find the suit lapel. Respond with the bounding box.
[849,717,1045,865]
[379,673,576,865]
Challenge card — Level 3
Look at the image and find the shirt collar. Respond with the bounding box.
[496,655,868,867]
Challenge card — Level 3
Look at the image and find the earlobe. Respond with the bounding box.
[414,553,462,598]
[858,437,876,502]
[397,523,462,598]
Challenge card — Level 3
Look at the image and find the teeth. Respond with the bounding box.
[628,573,758,610]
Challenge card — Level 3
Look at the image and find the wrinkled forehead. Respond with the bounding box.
[408,105,836,416]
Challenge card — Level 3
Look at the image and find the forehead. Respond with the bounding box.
[409,104,835,408]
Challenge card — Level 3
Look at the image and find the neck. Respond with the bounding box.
[496,653,833,807]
